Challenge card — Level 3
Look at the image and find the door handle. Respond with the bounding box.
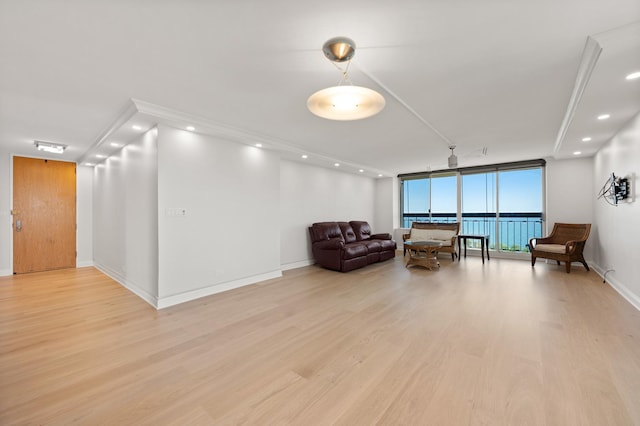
[15,219,22,232]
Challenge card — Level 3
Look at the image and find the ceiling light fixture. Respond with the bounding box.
[307,37,385,121]
[582,137,592,142]
[573,151,582,155]
[186,126,195,131]
[34,141,66,154]
[255,143,262,148]
[301,154,308,159]
[132,125,142,130]
[334,163,340,167]
[110,142,122,147]
[625,71,640,80]
[597,114,610,120]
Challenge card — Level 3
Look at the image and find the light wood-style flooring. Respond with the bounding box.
[2,255,640,425]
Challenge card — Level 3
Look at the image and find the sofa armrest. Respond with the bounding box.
[371,233,392,240]
[313,238,344,250]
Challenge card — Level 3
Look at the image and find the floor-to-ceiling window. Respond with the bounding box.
[401,172,457,227]
[400,160,545,254]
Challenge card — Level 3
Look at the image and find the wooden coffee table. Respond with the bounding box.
[404,240,443,270]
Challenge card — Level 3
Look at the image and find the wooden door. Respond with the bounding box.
[13,157,76,274]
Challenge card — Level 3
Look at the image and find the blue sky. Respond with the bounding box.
[403,169,543,214]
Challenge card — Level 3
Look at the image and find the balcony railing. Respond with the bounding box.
[401,212,543,253]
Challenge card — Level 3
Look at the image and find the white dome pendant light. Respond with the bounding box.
[307,37,385,121]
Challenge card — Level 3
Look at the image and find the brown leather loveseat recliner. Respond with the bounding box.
[308,221,397,272]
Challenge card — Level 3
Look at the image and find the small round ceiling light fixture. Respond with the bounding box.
[322,37,356,62]
[307,37,385,121]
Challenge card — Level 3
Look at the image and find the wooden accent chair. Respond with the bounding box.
[403,222,460,260]
[529,223,591,273]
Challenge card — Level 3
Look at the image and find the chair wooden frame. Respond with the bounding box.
[529,223,591,273]
[402,222,460,260]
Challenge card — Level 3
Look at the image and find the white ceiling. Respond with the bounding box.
[1,1,639,177]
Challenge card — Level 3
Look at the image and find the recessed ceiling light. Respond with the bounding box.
[581,137,592,142]
[85,163,95,167]
[573,151,582,155]
[359,169,364,173]
[301,154,308,159]
[334,163,340,167]
[255,143,262,148]
[186,126,195,131]
[625,71,640,80]
[597,114,610,120]
[96,154,106,158]
[378,174,383,177]
[132,125,142,130]
[110,142,122,147]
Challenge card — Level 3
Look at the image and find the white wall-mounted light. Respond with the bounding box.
[34,141,66,154]
[307,37,385,121]
[186,126,195,131]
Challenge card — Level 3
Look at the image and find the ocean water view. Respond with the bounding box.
[402,213,543,252]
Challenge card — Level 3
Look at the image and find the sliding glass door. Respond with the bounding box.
[401,161,544,254]
[401,172,457,227]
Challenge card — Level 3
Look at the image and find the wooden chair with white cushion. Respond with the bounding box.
[529,223,591,273]
[403,222,460,260]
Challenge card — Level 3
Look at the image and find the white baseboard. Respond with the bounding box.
[0,268,12,277]
[77,260,94,268]
[591,263,640,312]
[93,262,158,309]
[156,270,283,309]
[281,259,314,271]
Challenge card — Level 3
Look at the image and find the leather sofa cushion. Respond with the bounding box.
[343,243,368,259]
[338,222,357,243]
[311,222,345,243]
[378,239,396,251]
[361,240,382,252]
[350,221,372,241]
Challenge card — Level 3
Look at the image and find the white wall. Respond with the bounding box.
[592,113,640,310]
[545,157,595,261]
[374,176,399,236]
[156,125,281,307]
[77,166,93,267]
[93,128,159,305]
[279,159,377,269]
[0,149,11,275]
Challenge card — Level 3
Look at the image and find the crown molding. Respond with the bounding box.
[80,98,393,177]
[553,36,602,155]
